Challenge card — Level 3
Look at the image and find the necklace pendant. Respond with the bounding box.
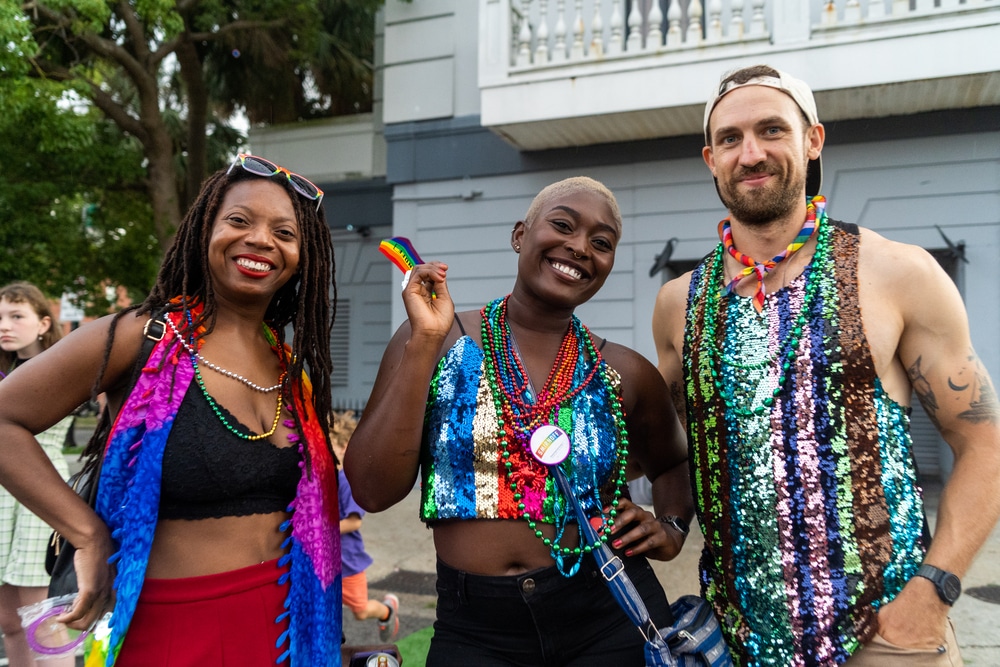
[529,424,570,465]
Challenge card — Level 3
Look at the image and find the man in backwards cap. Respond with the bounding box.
[653,64,1000,665]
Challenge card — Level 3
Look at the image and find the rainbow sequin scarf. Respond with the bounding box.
[88,303,341,666]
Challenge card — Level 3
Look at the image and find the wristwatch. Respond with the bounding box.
[657,515,690,537]
[915,564,962,605]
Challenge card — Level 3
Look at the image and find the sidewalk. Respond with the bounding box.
[354,478,1000,662]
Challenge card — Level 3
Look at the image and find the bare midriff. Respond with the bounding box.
[432,518,582,576]
[145,511,290,578]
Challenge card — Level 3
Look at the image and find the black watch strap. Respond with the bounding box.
[915,564,962,605]
[657,515,690,537]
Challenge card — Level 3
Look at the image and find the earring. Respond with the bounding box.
[38,335,43,341]
[514,244,521,252]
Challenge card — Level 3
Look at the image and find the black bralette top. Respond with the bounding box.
[158,386,301,520]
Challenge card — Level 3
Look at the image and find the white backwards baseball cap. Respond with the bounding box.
[703,68,823,197]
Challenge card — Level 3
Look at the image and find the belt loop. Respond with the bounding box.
[457,571,468,605]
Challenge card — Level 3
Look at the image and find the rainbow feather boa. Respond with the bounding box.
[87,304,341,666]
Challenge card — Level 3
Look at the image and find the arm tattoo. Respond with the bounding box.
[954,352,1000,425]
[906,356,942,430]
[908,352,1000,427]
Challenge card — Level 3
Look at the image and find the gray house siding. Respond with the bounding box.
[369,116,1000,480]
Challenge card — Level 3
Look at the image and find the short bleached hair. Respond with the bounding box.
[523,177,622,231]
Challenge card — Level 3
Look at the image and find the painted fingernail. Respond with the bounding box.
[613,540,622,548]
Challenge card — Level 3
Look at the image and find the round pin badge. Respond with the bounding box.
[529,424,570,465]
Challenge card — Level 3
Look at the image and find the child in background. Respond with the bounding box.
[332,412,399,642]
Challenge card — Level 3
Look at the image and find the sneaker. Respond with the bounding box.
[378,594,400,642]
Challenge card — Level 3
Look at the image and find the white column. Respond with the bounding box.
[591,0,604,57]
[570,0,585,59]
[707,0,723,42]
[648,0,665,49]
[516,0,533,66]
[770,0,808,44]
[608,0,624,55]
[535,0,550,63]
[845,0,862,23]
[748,0,767,35]
[687,0,704,44]
[730,0,746,41]
[553,0,568,62]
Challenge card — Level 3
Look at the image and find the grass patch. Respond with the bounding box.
[396,625,433,667]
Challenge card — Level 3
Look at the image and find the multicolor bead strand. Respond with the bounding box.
[703,213,830,417]
[479,297,629,575]
[719,195,825,313]
[183,310,287,441]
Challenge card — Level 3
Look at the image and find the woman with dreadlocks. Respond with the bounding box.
[0,155,340,666]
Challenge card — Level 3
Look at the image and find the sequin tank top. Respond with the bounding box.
[420,333,624,523]
[683,220,927,666]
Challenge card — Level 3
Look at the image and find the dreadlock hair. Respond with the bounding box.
[0,282,64,373]
[88,162,337,464]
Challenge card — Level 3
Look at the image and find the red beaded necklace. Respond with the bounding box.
[484,296,601,435]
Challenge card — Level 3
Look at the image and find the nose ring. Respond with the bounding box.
[573,251,582,259]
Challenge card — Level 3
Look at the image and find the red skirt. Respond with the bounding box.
[114,559,290,667]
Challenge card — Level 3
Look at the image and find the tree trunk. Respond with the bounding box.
[176,35,208,211]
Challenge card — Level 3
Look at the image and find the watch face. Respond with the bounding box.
[942,573,962,602]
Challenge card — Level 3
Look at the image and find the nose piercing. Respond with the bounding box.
[573,251,582,259]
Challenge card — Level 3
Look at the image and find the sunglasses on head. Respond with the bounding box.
[227,154,324,212]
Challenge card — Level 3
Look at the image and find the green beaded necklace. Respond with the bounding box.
[183,311,287,441]
[698,215,832,418]
[479,298,630,570]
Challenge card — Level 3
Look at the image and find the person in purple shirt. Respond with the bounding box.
[339,468,400,642]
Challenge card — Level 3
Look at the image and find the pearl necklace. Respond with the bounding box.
[165,315,285,393]
[175,310,285,441]
[191,354,284,441]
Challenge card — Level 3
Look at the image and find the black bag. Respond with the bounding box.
[45,454,104,597]
[45,311,166,598]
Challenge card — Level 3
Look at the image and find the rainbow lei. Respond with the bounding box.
[88,302,341,666]
[718,195,824,313]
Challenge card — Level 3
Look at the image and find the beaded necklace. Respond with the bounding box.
[719,195,823,313]
[165,315,285,392]
[702,197,830,417]
[480,296,630,576]
[182,311,286,441]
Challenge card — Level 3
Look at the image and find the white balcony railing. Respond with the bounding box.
[499,0,995,69]
[479,0,1000,149]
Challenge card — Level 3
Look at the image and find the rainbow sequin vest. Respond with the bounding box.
[419,332,623,524]
[683,220,927,666]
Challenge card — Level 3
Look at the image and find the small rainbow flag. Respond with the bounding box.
[378,237,424,274]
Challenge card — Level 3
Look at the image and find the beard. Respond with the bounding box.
[717,162,804,226]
